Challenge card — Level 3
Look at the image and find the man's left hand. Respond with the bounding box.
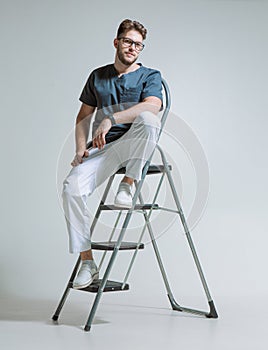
[92,118,112,149]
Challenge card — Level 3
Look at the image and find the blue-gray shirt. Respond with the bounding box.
[79,63,162,139]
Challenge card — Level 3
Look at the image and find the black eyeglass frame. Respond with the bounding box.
[117,36,145,52]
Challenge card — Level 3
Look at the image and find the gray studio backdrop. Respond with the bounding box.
[1,0,267,306]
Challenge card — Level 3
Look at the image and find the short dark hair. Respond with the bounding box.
[116,19,147,40]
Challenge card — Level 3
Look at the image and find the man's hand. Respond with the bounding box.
[92,118,112,149]
[71,150,89,167]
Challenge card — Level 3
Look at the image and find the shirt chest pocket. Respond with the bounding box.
[120,86,143,104]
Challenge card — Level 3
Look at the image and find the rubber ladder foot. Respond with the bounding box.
[84,325,91,332]
[206,300,218,319]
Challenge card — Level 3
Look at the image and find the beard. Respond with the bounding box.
[117,48,138,66]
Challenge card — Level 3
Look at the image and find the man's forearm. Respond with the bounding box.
[113,100,161,124]
[75,115,91,153]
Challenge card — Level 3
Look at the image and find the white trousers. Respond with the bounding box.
[62,112,161,253]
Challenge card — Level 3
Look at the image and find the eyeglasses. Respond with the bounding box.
[118,37,145,52]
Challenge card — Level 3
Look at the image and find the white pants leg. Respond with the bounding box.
[62,111,161,253]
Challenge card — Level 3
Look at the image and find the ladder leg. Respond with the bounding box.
[52,256,81,321]
[159,148,218,318]
[137,192,183,311]
[84,210,134,331]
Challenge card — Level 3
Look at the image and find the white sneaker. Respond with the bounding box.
[114,182,133,208]
[73,261,99,290]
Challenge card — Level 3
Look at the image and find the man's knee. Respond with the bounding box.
[134,111,161,131]
[62,174,83,202]
[62,178,76,202]
[62,171,96,202]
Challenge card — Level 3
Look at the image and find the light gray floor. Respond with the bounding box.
[1,293,267,350]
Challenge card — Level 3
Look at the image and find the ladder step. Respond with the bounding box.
[116,164,172,175]
[72,280,129,293]
[100,204,159,211]
[91,241,144,251]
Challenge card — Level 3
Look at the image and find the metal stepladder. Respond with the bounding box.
[52,79,218,331]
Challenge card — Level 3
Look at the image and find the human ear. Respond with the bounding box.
[113,38,118,48]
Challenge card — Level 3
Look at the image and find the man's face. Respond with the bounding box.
[115,30,144,66]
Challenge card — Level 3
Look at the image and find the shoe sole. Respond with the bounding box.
[72,272,99,290]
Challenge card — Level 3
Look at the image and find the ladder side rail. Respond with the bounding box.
[157,145,216,305]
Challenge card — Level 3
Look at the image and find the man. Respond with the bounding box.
[62,19,163,289]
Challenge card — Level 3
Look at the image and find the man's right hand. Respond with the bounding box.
[71,150,89,167]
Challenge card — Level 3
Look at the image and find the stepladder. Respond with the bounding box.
[52,79,218,331]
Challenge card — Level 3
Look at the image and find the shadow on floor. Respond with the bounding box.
[0,291,210,331]
[0,295,109,329]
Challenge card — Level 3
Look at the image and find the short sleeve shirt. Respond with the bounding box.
[79,63,162,137]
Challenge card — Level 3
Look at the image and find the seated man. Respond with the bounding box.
[62,19,162,289]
